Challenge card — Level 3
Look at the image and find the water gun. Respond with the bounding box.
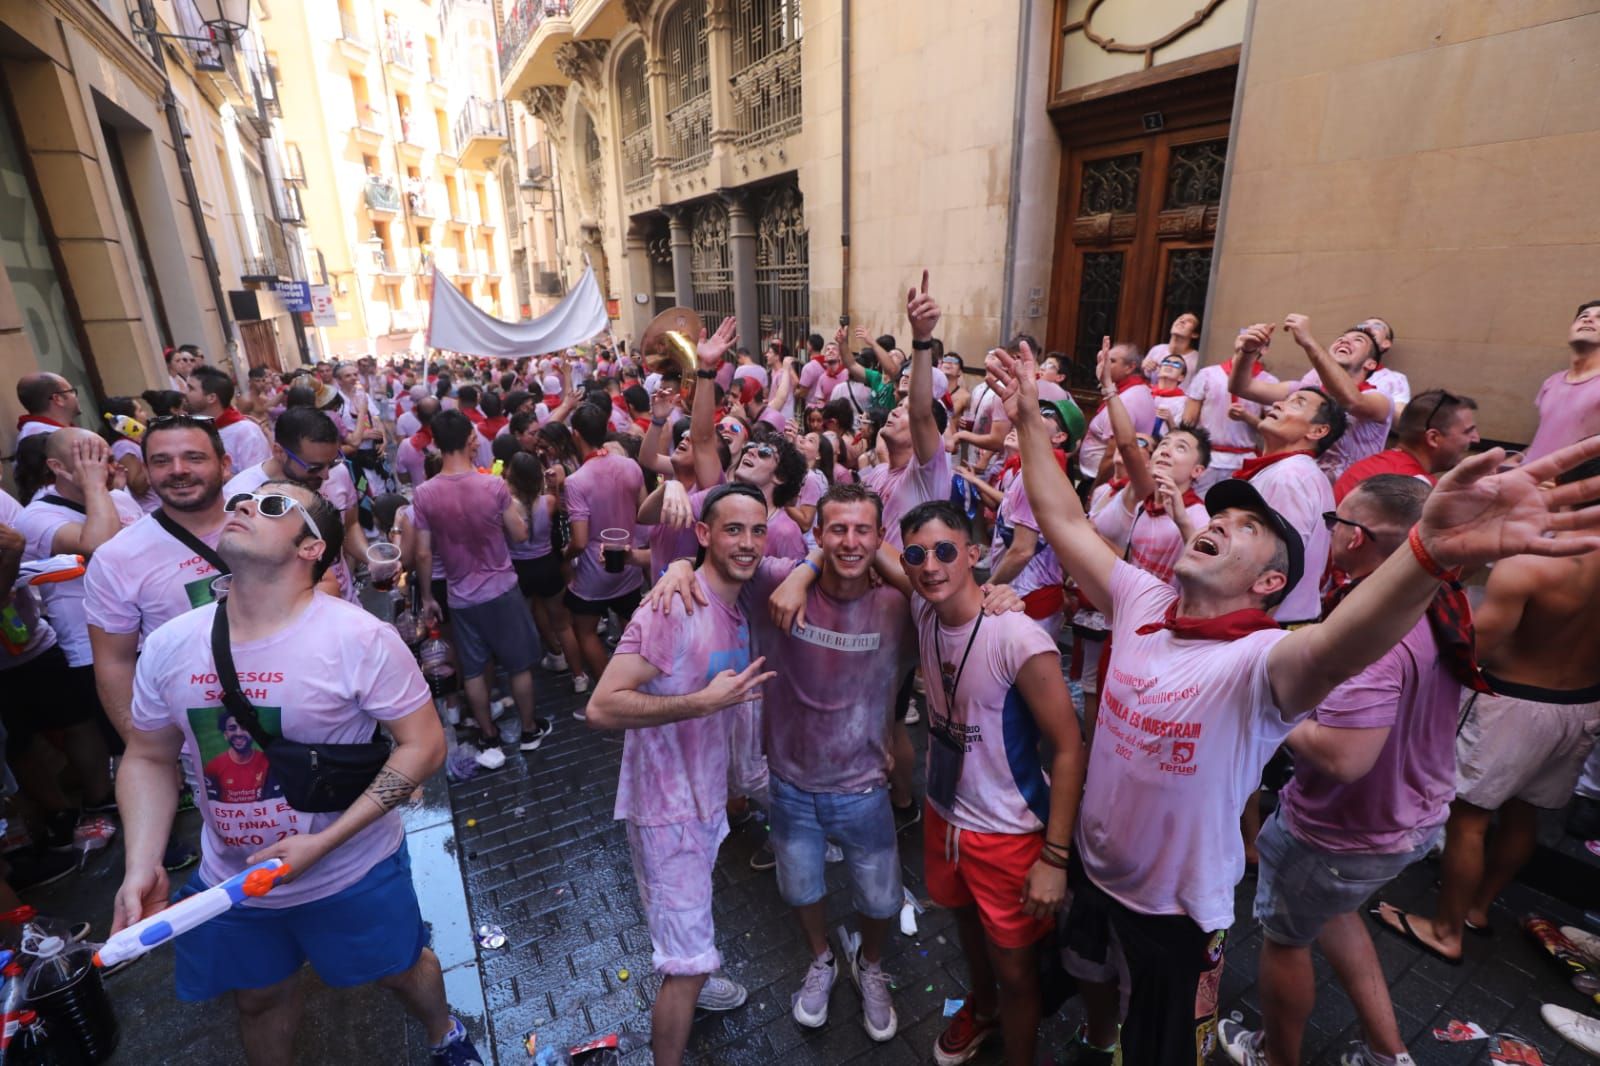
[92,858,291,969]
[14,555,86,588]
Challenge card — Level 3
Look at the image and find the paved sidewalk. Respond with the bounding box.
[451,667,1600,1065]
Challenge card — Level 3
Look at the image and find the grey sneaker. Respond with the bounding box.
[846,941,897,1041]
[1218,1019,1266,1066]
[790,952,837,1028]
[695,974,748,1012]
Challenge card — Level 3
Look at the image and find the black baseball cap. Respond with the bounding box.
[1202,479,1305,593]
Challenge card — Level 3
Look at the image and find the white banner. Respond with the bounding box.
[426,267,607,358]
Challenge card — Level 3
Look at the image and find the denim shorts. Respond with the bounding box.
[768,774,902,920]
[174,841,426,1001]
[1252,811,1443,947]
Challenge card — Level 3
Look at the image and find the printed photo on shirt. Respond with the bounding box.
[189,705,284,804]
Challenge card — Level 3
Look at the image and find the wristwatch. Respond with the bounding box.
[911,339,934,351]
[695,368,717,379]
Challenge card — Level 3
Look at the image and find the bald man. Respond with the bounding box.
[15,373,81,442]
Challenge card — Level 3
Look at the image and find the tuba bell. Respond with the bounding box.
[638,307,704,377]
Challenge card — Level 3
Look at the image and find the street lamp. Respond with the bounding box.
[128,0,253,45]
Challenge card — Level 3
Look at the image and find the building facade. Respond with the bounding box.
[500,0,1599,444]
[0,0,305,455]
[259,0,516,363]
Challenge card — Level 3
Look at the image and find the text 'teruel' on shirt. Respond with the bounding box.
[130,595,432,908]
[1078,561,1297,931]
[409,472,519,608]
[612,570,752,826]
[913,596,1060,836]
[747,559,916,794]
[1277,613,1459,854]
[84,511,228,639]
[564,453,645,602]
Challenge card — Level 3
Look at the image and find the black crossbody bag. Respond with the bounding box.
[152,509,230,576]
[209,604,391,813]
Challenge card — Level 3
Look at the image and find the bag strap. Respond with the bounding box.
[209,605,276,751]
[153,509,229,575]
[40,494,86,515]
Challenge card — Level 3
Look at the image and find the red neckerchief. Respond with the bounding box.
[1234,449,1315,481]
[1151,387,1186,398]
[213,406,246,429]
[1142,487,1203,517]
[1095,373,1149,418]
[461,407,485,425]
[409,426,434,451]
[581,449,607,464]
[1106,476,1129,493]
[478,416,508,440]
[633,415,652,432]
[1223,358,1266,402]
[1323,578,1490,693]
[1358,381,1376,392]
[16,414,63,430]
[1135,601,1281,641]
[1000,449,1069,479]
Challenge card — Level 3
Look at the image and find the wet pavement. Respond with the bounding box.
[450,665,1600,1066]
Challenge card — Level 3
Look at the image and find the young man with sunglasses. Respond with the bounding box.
[1525,299,1600,462]
[113,481,482,1065]
[1229,315,1393,483]
[1219,476,1466,1066]
[990,344,1600,1066]
[224,407,369,602]
[587,483,779,1066]
[413,410,551,751]
[1333,389,1480,503]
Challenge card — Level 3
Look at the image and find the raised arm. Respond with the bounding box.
[1268,439,1600,716]
[50,438,123,556]
[768,357,795,413]
[988,344,1120,610]
[1227,323,1295,406]
[1098,337,1155,504]
[691,317,738,489]
[1283,314,1390,420]
[906,272,942,464]
[637,386,678,478]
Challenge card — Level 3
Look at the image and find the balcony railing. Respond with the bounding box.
[278,185,306,224]
[383,28,416,70]
[620,126,652,192]
[498,0,569,81]
[731,39,802,147]
[242,212,291,278]
[364,174,402,212]
[404,179,435,217]
[453,97,507,151]
[355,103,385,134]
[666,94,712,172]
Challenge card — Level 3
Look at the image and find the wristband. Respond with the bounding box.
[651,417,667,426]
[1407,524,1461,582]
[911,339,934,351]
[799,558,821,578]
[695,368,717,380]
[1037,849,1069,870]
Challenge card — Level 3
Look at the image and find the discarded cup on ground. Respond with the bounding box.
[476,924,507,950]
[210,574,232,600]
[600,529,631,574]
[367,542,401,590]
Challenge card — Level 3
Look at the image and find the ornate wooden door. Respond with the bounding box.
[1050,122,1228,390]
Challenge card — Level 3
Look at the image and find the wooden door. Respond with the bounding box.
[239,320,284,372]
[1049,122,1229,392]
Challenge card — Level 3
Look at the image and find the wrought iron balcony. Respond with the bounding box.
[620,126,653,192]
[498,0,569,81]
[731,39,802,147]
[364,174,402,213]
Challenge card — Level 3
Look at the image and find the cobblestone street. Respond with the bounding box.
[449,666,1600,1066]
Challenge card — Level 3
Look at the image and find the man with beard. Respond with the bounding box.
[202,710,280,803]
[587,483,779,1066]
[1334,389,1480,502]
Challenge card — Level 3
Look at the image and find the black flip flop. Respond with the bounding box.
[1368,904,1464,967]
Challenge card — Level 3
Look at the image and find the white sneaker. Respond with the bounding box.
[540,652,569,672]
[1217,1019,1267,1066]
[791,952,836,1028]
[841,932,897,1042]
[695,974,748,1012]
[903,701,921,725]
[1542,1003,1600,1055]
[572,674,591,694]
[1561,925,1600,967]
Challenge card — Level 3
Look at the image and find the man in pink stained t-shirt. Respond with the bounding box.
[1076,342,1156,482]
[1525,299,1600,462]
[1218,476,1463,1066]
[990,342,1600,1066]
[414,410,551,750]
[587,483,779,1066]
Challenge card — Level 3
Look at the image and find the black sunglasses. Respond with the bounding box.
[1421,390,1462,434]
[901,541,961,567]
[741,443,776,460]
[1322,511,1377,540]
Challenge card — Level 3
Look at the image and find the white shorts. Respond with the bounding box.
[626,813,730,975]
[1456,681,1600,810]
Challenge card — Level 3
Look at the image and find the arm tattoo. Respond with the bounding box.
[362,766,419,813]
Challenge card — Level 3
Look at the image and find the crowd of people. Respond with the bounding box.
[3,285,1600,1066]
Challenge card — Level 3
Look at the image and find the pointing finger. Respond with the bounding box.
[920,269,929,295]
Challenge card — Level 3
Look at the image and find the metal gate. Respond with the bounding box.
[689,199,735,324]
[755,184,808,356]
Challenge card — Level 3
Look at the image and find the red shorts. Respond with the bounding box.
[923,805,1052,949]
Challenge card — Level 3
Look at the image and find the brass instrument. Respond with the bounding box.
[638,307,703,376]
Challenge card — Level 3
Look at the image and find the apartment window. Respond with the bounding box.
[435,109,450,154]
[362,153,379,173]
[426,37,440,80]
[100,122,174,348]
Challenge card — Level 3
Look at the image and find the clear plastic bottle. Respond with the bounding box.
[0,952,24,1056]
[7,1009,77,1065]
[419,628,461,728]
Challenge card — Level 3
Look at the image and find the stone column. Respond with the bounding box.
[624,219,655,339]
[723,189,759,351]
[705,0,735,148]
[645,51,672,178]
[664,205,694,307]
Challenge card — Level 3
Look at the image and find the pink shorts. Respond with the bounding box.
[626,814,729,975]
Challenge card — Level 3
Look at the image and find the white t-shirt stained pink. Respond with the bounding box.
[861,448,952,550]
[1089,491,1210,588]
[224,463,359,602]
[130,595,430,908]
[1240,452,1333,624]
[564,453,645,602]
[409,472,519,608]
[1078,561,1296,931]
[913,597,1059,835]
[612,571,750,825]
[85,511,228,639]
[1183,364,1275,486]
[1526,368,1600,462]
[218,419,272,473]
[990,477,1062,598]
[17,490,143,666]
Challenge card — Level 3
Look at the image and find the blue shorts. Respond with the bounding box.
[1252,811,1443,947]
[769,774,902,920]
[174,842,427,1001]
